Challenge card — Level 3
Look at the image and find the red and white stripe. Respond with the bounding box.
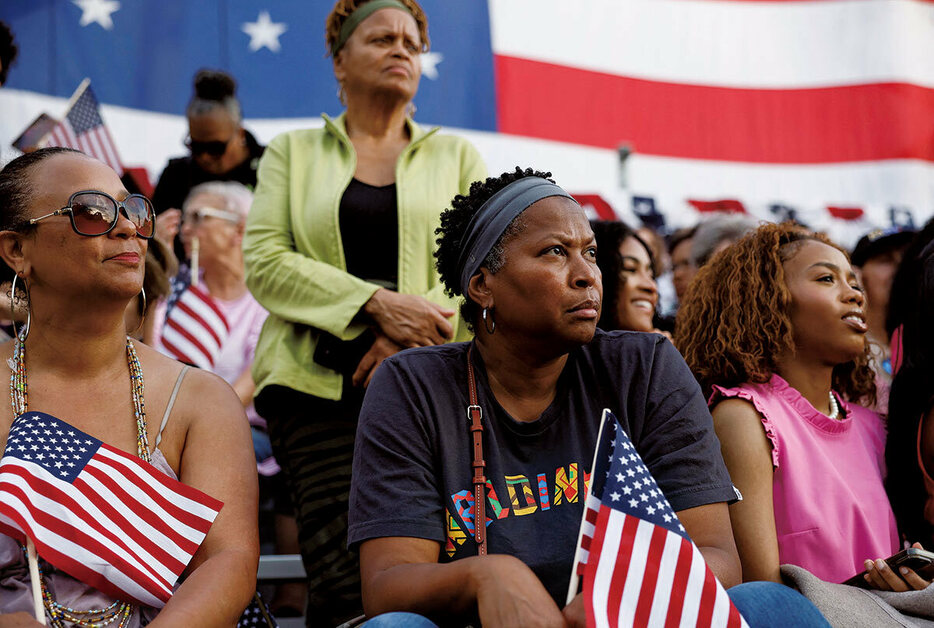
[576,493,601,575]
[488,0,934,232]
[0,444,221,607]
[47,120,123,175]
[583,506,747,628]
[159,285,230,370]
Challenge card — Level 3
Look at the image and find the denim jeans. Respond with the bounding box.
[727,581,830,627]
[362,581,830,627]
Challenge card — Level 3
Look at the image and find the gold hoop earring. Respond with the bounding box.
[10,273,30,342]
[482,307,495,335]
[130,287,147,337]
[337,85,346,106]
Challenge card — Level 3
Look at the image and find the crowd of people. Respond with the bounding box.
[0,0,932,627]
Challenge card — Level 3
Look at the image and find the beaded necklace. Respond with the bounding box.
[10,329,148,627]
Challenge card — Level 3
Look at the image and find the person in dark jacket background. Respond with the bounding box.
[152,69,264,259]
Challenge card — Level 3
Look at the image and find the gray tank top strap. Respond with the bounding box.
[154,365,190,449]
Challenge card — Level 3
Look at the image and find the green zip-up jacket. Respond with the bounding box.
[244,113,486,401]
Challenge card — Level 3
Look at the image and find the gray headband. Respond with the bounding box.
[332,0,413,56]
[456,176,576,296]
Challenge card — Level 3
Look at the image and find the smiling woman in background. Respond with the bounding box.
[242,0,484,623]
[591,220,660,333]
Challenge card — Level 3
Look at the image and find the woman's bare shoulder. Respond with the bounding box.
[133,342,245,440]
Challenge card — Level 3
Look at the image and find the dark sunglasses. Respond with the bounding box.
[184,135,232,157]
[29,190,155,239]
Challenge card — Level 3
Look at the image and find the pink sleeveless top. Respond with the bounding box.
[712,374,899,583]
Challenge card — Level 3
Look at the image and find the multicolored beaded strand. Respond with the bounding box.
[11,329,148,626]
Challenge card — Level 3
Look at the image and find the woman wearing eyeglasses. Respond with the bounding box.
[153,181,268,429]
[243,0,485,623]
[152,69,265,257]
[0,148,259,626]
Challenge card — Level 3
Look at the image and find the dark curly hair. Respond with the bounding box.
[675,222,876,404]
[885,218,934,546]
[326,0,430,57]
[590,220,654,331]
[434,167,553,331]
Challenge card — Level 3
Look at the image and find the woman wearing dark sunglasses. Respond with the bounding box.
[243,0,485,623]
[0,147,259,626]
[152,70,264,257]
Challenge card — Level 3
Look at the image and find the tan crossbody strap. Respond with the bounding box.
[466,346,487,556]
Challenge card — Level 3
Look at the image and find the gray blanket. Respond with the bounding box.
[781,564,934,627]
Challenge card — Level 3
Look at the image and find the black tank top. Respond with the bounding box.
[338,178,399,287]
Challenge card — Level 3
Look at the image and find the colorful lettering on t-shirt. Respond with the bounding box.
[554,463,579,504]
[486,480,510,519]
[505,474,538,516]
[449,462,588,533]
[537,473,550,510]
[444,508,467,557]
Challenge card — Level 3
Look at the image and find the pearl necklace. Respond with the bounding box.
[827,391,840,420]
[10,329,146,627]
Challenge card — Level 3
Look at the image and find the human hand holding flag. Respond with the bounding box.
[569,410,748,628]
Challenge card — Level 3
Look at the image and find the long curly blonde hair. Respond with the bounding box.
[674,222,876,404]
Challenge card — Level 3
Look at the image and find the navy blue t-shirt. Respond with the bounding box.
[348,330,735,607]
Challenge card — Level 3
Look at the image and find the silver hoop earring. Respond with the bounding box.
[482,307,495,335]
[10,273,30,342]
[406,101,417,118]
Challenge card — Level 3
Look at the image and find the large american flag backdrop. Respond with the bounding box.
[1,0,932,243]
[0,412,222,607]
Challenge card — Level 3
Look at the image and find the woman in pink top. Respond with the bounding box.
[676,223,926,590]
[885,220,934,551]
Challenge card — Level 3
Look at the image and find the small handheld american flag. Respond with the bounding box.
[0,412,223,607]
[159,282,230,370]
[44,79,124,176]
[569,410,748,628]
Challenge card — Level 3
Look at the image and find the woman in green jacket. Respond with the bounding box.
[243,0,484,624]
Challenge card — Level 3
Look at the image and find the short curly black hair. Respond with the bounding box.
[435,167,554,331]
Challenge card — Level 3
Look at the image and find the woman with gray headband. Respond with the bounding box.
[243,0,484,623]
[347,168,830,626]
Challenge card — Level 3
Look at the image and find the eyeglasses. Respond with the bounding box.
[184,135,232,157]
[183,206,242,225]
[29,190,155,239]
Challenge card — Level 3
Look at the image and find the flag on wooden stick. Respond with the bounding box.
[0,412,222,607]
[159,282,230,370]
[45,79,124,175]
[570,410,748,628]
